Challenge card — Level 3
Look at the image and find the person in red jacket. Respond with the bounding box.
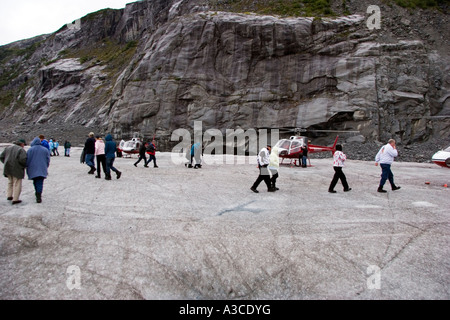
[145,140,158,168]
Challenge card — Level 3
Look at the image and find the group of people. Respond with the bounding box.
[82,132,122,180]
[1,134,401,204]
[134,140,158,168]
[250,144,280,193]
[48,139,60,156]
[39,136,72,157]
[327,138,400,193]
[251,139,401,194]
[1,135,51,204]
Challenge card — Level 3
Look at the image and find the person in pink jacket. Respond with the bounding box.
[94,135,107,179]
[328,144,351,193]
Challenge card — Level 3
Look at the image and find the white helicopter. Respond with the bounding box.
[431,145,450,168]
[118,133,143,157]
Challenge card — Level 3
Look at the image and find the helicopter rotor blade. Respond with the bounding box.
[304,129,360,133]
[256,127,360,134]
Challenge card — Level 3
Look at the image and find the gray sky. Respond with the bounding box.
[0,0,136,46]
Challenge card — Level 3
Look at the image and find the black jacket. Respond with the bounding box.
[84,137,96,154]
[139,144,147,156]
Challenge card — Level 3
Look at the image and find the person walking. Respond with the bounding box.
[26,137,51,203]
[39,135,50,150]
[190,142,202,169]
[134,142,148,167]
[328,144,351,193]
[375,139,401,193]
[0,139,27,204]
[49,139,55,156]
[84,132,96,174]
[145,140,158,168]
[64,140,71,157]
[104,134,122,180]
[251,145,275,193]
[95,135,107,179]
[269,145,280,191]
[53,139,60,156]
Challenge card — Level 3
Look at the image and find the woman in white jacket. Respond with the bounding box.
[269,146,280,191]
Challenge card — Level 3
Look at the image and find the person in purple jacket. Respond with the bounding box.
[26,137,51,203]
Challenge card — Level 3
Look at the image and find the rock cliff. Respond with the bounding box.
[0,0,449,157]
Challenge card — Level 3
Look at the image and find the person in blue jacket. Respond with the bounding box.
[39,134,50,150]
[104,134,122,180]
[26,137,51,203]
[190,142,202,169]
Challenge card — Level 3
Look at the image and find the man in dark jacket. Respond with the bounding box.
[134,142,148,167]
[105,134,122,180]
[0,139,27,204]
[27,137,51,203]
[84,132,96,174]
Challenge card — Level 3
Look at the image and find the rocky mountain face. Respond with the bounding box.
[0,0,449,160]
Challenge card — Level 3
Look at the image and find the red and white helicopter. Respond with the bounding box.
[268,127,359,167]
[118,133,143,157]
[431,145,450,168]
[274,135,338,166]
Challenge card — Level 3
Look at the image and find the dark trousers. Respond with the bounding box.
[252,166,271,190]
[33,177,45,194]
[106,157,119,174]
[146,154,157,167]
[329,167,349,191]
[96,154,107,176]
[270,169,279,188]
[379,163,395,187]
[134,154,147,166]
